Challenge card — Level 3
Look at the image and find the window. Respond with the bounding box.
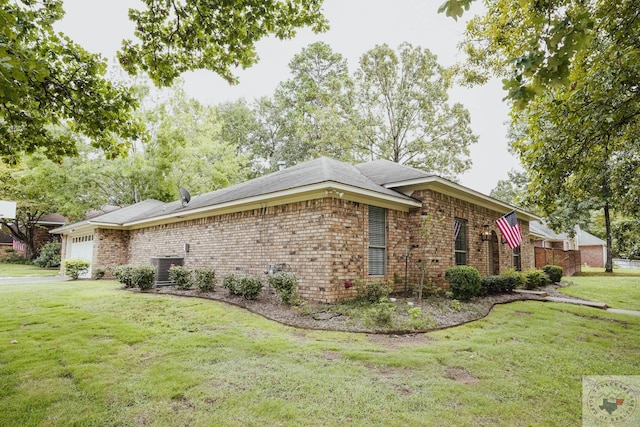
[454,218,467,265]
[513,245,522,271]
[368,206,386,276]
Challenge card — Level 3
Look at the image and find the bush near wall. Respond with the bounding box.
[63,259,90,280]
[112,264,156,290]
[444,266,482,300]
[267,272,298,305]
[543,265,563,283]
[33,241,61,268]
[193,268,216,292]
[222,273,263,300]
[480,275,517,295]
[168,266,193,290]
[523,269,551,290]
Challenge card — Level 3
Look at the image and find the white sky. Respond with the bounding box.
[57,0,520,195]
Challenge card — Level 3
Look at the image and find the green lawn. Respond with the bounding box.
[0,280,639,426]
[561,272,640,311]
[0,262,59,277]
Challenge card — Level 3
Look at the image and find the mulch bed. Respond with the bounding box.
[135,283,575,335]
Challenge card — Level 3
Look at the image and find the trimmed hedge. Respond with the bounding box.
[168,265,193,289]
[445,266,481,300]
[481,275,517,295]
[524,269,550,290]
[543,265,563,283]
[268,272,298,305]
[63,259,90,280]
[222,273,263,300]
[193,268,216,292]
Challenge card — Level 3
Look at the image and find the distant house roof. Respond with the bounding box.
[52,157,538,235]
[530,221,606,246]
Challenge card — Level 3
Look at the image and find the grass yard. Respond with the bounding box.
[561,270,640,311]
[0,262,58,277]
[1,280,639,426]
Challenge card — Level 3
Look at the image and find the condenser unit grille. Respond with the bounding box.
[151,256,184,284]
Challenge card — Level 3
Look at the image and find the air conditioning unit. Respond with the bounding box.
[151,256,184,285]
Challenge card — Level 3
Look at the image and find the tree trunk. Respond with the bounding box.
[604,202,613,273]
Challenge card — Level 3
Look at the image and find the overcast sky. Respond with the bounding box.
[57,0,520,195]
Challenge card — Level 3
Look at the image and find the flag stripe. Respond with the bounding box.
[496,211,523,249]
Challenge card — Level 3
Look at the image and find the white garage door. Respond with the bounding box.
[69,234,94,278]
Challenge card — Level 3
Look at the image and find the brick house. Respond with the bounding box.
[52,157,538,302]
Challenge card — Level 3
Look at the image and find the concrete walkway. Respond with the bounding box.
[541,295,640,317]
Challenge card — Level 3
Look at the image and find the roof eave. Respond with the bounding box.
[122,182,421,229]
[386,176,541,222]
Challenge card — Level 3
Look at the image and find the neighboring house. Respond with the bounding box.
[530,221,606,274]
[3,213,66,259]
[0,229,12,260]
[52,157,539,302]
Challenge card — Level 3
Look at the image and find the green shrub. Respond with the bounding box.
[132,265,156,290]
[111,265,135,288]
[168,265,193,289]
[222,273,263,299]
[356,279,391,303]
[268,272,298,304]
[444,266,481,301]
[33,241,61,268]
[503,269,526,288]
[63,259,90,280]
[524,269,550,290]
[92,267,106,280]
[193,268,216,292]
[481,275,516,295]
[543,265,563,283]
[363,301,396,327]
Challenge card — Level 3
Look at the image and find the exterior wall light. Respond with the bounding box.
[481,224,491,241]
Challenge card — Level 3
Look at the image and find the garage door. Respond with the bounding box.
[69,234,94,278]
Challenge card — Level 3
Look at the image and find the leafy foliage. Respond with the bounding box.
[193,268,216,292]
[168,266,193,289]
[111,265,136,288]
[543,265,563,283]
[267,272,298,305]
[523,269,550,290]
[444,266,481,300]
[355,279,391,304]
[0,0,143,163]
[63,259,90,280]
[33,241,61,268]
[222,273,263,300]
[119,0,328,87]
[131,265,156,290]
[354,43,477,179]
[480,275,516,295]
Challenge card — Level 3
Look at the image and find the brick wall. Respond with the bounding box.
[580,245,605,268]
[90,191,534,302]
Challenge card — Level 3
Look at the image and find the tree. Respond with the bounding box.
[119,0,329,87]
[353,43,477,179]
[2,0,328,163]
[452,1,640,272]
[0,153,86,259]
[0,0,144,163]
[258,42,359,168]
[489,169,529,208]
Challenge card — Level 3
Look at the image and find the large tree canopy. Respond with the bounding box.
[1,0,328,163]
[119,0,329,87]
[354,43,477,179]
[0,0,144,163]
[454,0,640,271]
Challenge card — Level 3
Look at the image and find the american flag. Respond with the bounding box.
[454,219,461,240]
[496,211,522,249]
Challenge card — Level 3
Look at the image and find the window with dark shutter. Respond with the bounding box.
[368,206,386,276]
